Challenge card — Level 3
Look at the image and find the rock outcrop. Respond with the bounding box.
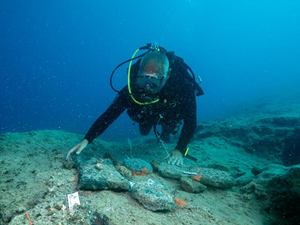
[240,164,300,224]
[195,108,300,166]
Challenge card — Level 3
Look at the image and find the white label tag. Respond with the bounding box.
[66,192,80,213]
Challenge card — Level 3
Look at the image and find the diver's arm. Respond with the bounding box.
[66,87,128,161]
[168,109,196,166]
[84,87,128,143]
[175,87,197,155]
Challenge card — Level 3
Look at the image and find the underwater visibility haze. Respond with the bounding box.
[1,1,300,225]
[0,0,300,141]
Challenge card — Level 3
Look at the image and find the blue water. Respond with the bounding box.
[1,0,299,142]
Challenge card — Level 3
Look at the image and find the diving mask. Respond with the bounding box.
[136,72,166,91]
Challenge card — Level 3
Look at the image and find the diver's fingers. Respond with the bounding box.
[76,145,85,154]
[164,154,170,160]
[171,157,176,165]
[66,153,70,161]
[167,156,173,164]
[176,158,183,166]
[167,158,171,164]
[76,139,88,154]
[167,155,183,166]
[66,144,80,161]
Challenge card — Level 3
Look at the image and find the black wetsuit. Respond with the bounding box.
[84,59,197,154]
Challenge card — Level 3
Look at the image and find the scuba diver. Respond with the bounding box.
[66,43,204,166]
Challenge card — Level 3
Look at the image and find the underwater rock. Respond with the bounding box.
[158,162,235,189]
[115,165,132,178]
[74,156,99,169]
[251,166,264,176]
[193,167,235,189]
[103,152,119,166]
[207,163,230,172]
[180,177,207,193]
[157,163,183,179]
[235,172,255,186]
[131,179,177,211]
[196,114,300,166]
[79,162,130,191]
[62,160,74,170]
[90,211,115,225]
[150,160,161,172]
[123,158,153,173]
[241,164,300,224]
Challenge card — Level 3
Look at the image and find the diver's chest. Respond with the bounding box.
[137,98,182,117]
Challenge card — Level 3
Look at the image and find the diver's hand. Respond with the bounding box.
[66,139,88,161]
[167,149,183,166]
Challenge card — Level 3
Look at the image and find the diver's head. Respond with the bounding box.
[137,51,170,94]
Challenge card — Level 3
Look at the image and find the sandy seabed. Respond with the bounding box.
[1,99,299,224]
